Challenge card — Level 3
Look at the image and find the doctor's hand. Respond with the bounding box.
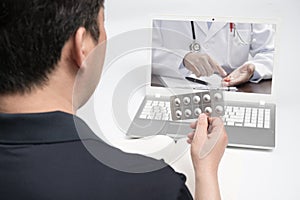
[183,52,227,77]
[222,63,255,87]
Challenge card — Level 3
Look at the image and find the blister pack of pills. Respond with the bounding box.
[170,90,225,120]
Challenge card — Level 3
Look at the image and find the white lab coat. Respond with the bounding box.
[152,20,275,82]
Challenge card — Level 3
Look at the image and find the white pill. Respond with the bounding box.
[176,110,182,119]
[215,106,224,114]
[174,98,181,106]
[193,95,201,104]
[203,94,211,103]
[183,97,191,105]
[184,109,192,117]
[194,108,202,116]
[214,93,222,101]
[205,107,212,114]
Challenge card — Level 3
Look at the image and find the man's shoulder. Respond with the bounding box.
[75,138,175,176]
[42,138,192,199]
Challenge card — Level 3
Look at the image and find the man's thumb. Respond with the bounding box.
[191,114,208,153]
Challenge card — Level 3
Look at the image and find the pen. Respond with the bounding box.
[230,22,234,32]
[185,77,209,86]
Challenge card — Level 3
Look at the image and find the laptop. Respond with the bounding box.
[127,16,277,149]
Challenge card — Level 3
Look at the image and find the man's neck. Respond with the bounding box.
[0,86,74,115]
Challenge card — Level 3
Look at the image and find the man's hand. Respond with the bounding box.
[187,114,228,174]
[183,52,227,77]
[222,63,255,87]
[187,114,228,200]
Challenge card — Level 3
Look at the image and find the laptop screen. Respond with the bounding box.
[150,18,276,97]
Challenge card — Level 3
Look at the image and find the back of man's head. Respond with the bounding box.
[0,0,104,95]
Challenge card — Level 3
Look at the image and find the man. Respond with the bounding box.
[152,20,275,86]
[0,0,228,199]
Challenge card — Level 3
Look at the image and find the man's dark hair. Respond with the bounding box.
[0,0,104,95]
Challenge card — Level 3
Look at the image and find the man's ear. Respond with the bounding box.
[73,27,88,68]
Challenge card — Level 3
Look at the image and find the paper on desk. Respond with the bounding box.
[188,74,223,88]
[157,75,209,89]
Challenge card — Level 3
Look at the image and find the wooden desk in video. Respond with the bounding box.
[151,75,272,94]
[236,79,271,94]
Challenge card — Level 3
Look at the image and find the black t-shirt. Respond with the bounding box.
[0,111,193,200]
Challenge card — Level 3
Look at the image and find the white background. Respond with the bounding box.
[79,0,300,199]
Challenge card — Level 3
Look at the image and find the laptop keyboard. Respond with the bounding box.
[223,106,271,129]
[139,100,172,121]
[139,100,271,129]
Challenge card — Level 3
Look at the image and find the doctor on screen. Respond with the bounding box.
[152,19,275,87]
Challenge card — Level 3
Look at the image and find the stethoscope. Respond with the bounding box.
[189,21,201,52]
[189,21,250,51]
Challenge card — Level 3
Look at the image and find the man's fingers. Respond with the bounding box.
[208,117,223,130]
[190,120,197,129]
[187,132,195,144]
[187,132,195,139]
[191,114,208,149]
